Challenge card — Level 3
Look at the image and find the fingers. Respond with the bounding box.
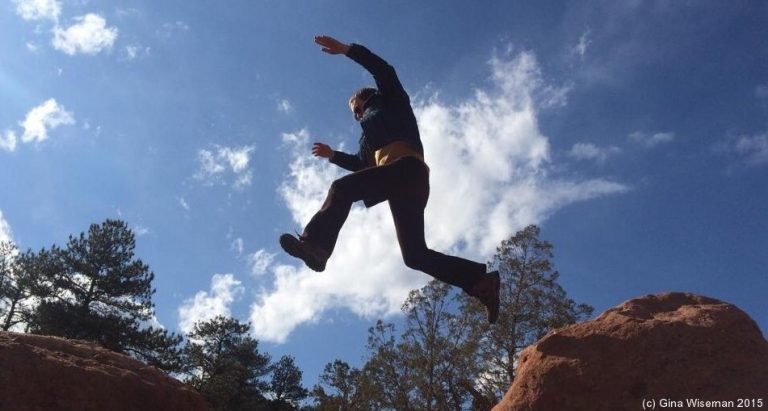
[312,142,329,157]
[314,35,343,54]
[315,37,335,54]
[314,36,332,48]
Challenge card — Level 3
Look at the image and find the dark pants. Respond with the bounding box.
[301,156,486,293]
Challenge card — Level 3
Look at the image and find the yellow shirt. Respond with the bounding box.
[374,141,428,169]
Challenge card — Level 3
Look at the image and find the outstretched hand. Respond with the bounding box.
[312,142,333,159]
[314,35,350,55]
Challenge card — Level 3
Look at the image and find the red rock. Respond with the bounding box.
[0,331,207,411]
[493,292,768,411]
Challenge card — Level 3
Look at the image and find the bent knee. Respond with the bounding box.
[329,178,352,199]
[402,251,428,271]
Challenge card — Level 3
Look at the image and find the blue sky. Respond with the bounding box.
[2,0,766,389]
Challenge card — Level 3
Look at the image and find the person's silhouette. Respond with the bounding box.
[280,35,500,324]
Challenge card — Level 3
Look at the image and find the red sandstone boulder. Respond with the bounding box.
[0,331,207,411]
[493,292,768,411]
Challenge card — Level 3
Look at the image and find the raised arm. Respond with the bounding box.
[314,35,409,103]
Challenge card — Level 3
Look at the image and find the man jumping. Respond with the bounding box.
[279,35,501,324]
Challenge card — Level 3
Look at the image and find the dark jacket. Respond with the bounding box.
[331,44,424,207]
[330,44,423,174]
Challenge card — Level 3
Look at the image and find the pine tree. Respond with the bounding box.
[0,242,37,331]
[183,315,272,411]
[311,360,364,410]
[358,320,413,410]
[398,281,478,411]
[349,283,480,411]
[459,225,594,402]
[28,219,183,371]
[268,355,309,410]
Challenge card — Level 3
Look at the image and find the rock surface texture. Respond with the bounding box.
[0,331,207,411]
[493,292,768,411]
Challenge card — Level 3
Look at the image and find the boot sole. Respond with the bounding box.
[279,234,326,272]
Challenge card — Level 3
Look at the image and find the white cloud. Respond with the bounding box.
[198,150,225,175]
[1,130,18,152]
[26,42,41,53]
[224,147,251,172]
[249,49,628,343]
[756,84,768,99]
[14,0,61,22]
[124,44,150,60]
[0,210,13,245]
[278,99,293,114]
[158,21,189,39]
[573,28,592,60]
[568,142,621,163]
[281,128,310,146]
[718,132,768,166]
[629,131,675,147]
[247,249,275,277]
[52,14,118,55]
[178,197,191,211]
[195,145,255,189]
[231,238,244,256]
[115,8,140,18]
[15,1,117,57]
[489,51,572,109]
[125,46,137,59]
[178,273,244,334]
[234,170,253,189]
[133,225,150,237]
[734,134,768,165]
[19,98,75,144]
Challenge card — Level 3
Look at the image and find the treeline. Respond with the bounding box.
[309,225,594,410]
[0,220,305,410]
[0,221,592,411]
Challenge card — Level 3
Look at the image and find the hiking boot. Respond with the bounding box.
[470,271,500,325]
[279,234,330,272]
